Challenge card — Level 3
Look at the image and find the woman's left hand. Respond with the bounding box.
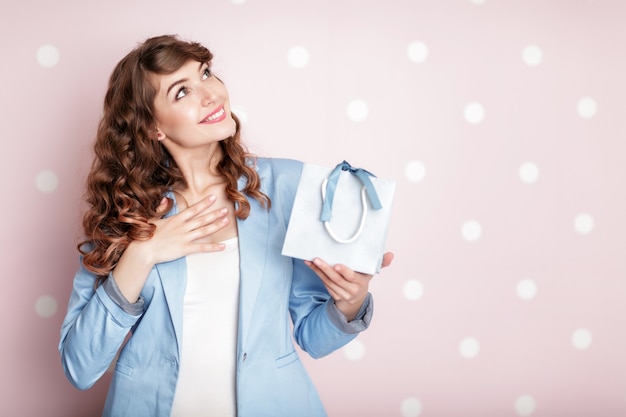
[305,252,394,322]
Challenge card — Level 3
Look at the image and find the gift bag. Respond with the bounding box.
[282,160,396,274]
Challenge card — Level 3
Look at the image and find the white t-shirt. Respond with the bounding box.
[170,237,240,417]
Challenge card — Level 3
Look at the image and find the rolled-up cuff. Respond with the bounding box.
[102,273,144,316]
[326,293,373,334]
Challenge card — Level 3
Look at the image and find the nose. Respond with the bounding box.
[200,83,217,105]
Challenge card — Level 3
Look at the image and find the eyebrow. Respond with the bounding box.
[165,62,205,96]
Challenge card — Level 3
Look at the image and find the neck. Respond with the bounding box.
[172,142,227,204]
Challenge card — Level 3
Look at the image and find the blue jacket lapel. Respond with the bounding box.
[235,175,270,350]
[155,258,186,358]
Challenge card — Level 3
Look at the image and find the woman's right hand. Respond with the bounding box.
[111,195,230,302]
[142,195,230,265]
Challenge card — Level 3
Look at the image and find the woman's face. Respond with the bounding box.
[152,59,236,150]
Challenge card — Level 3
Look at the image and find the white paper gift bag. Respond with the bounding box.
[282,161,396,274]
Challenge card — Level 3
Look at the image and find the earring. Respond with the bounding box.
[156,132,164,141]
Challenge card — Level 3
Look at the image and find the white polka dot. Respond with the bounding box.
[401,397,423,417]
[405,160,426,182]
[469,0,486,5]
[403,280,424,301]
[37,44,60,68]
[519,162,539,184]
[574,213,594,235]
[464,102,485,124]
[577,97,597,119]
[407,41,429,63]
[287,46,310,69]
[346,99,369,122]
[230,104,249,124]
[515,395,537,416]
[459,337,480,359]
[231,0,247,4]
[35,295,58,318]
[35,170,59,193]
[461,220,482,242]
[522,45,543,67]
[516,279,537,300]
[343,339,366,361]
[572,328,592,350]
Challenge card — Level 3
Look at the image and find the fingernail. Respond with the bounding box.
[313,258,322,266]
[221,217,229,223]
[220,208,228,214]
[208,195,216,202]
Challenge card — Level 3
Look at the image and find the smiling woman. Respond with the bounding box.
[57,34,393,417]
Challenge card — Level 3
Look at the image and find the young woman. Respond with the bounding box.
[59,34,393,417]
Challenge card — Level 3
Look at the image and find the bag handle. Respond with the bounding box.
[319,161,382,244]
[321,178,368,243]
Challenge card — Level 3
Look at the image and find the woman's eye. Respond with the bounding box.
[175,87,188,100]
[202,67,211,79]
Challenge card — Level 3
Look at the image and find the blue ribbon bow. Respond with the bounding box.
[320,161,383,222]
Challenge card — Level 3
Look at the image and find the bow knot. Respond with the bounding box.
[320,161,382,222]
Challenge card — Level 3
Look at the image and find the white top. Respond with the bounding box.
[170,237,240,417]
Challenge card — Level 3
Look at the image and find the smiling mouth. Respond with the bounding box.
[201,106,226,124]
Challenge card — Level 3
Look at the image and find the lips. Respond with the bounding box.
[200,106,227,124]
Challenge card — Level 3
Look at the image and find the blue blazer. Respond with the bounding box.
[59,158,372,417]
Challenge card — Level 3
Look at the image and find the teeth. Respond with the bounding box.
[206,107,225,121]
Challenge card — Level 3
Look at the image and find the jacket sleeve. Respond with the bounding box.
[289,258,373,359]
[58,259,143,390]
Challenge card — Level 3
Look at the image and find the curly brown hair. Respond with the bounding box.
[79,34,270,281]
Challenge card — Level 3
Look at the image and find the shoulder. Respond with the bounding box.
[253,157,303,191]
[252,157,304,215]
[253,157,303,178]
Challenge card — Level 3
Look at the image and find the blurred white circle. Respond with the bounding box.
[36,170,59,193]
[464,102,485,124]
[37,44,60,68]
[469,0,486,4]
[516,279,537,301]
[35,295,58,318]
[572,328,593,350]
[287,46,310,69]
[462,220,482,242]
[514,395,537,416]
[231,0,247,4]
[407,41,429,63]
[519,162,539,184]
[401,397,423,417]
[346,99,369,122]
[459,337,480,358]
[403,280,424,301]
[343,339,366,361]
[522,45,543,67]
[405,160,426,182]
[577,97,597,119]
[230,104,249,124]
[574,213,594,235]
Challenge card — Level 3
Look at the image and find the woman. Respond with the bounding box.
[59,34,393,417]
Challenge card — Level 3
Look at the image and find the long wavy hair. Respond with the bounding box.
[79,34,270,282]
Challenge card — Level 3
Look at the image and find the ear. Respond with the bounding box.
[155,129,165,141]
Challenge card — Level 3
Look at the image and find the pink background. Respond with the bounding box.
[1,0,625,416]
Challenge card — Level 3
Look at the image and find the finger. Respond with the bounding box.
[181,195,218,221]
[155,197,171,217]
[187,207,229,232]
[308,259,355,299]
[328,263,365,283]
[189,214,230,241]
[190,241,227,254]
[381,251,394,269]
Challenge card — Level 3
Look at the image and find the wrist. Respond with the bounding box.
[335,297,366,322]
